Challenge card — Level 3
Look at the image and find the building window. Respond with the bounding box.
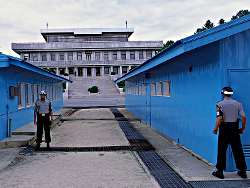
[139,51,144,59]
[32,84,37,105]
[78,67,83,76]
[147,51,152,59]
[95,52,100,60]
[139,85,146,95]
[151,83,156,96]
[122,66,127,74]
[42,53,47,61]
[104,67,109,74]
[86,54,91,60]
[77,52,82,60]
[68,52,73,61]
[53,87,56,101]
[50,53,55,61]
[130,51,135,59]
[163,81,171,97]
[96,68,100,76]
[37,85,41,100]
[49,86,52,101]
[156,82,162,96]
[104,52,109,61]
[59,53,64,61]
[33,53,38,61]
[121,51,126,60]
[113,67,119,74]
[68,67,74,75]
[87,68,92,76]
[18,83,25,108]
[23,53,29,61]
[113,51,117,60]
[26,84,31,107]
[59,68,65,75]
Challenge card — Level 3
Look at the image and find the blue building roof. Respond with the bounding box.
[115,14,250,83]
[0,53,72,83]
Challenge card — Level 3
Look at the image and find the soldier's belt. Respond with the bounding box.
[38,113,49,116]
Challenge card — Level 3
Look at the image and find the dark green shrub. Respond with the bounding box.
[64,73,69,76]
[111,72,116,75]
[62,82,66,92]
[88,86,99,93]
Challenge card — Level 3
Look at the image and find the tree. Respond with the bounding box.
[158,40,175,52]
[231,10,250,20]
[195,20,214,34]
[218,18,226,25]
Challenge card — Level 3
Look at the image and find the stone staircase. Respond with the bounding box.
[68,76,124,99]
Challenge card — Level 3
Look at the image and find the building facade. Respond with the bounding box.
[115,15,250,171]
[12,28,163,78]
[0,53,71,141]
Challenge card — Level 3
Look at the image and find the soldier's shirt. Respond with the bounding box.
[34,99,52,114]
[216,97,245,122]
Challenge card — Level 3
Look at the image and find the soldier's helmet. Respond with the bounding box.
[40,90,47,95]
[221,87,233,95]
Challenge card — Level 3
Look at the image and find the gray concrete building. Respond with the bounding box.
[12,28,163,98]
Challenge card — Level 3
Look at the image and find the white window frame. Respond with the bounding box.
[32,84,37,105]
[18,83,25,109]
[156,82,162,96]
[163,81,171,97]
[26,84,32,107]
[151,83,156,96]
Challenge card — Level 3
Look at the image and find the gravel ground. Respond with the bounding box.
[0,108,159,188]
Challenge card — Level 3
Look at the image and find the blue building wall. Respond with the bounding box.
[124,27,250,170]
[0,56,66,141]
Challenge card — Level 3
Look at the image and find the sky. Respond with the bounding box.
[0,0,249,57]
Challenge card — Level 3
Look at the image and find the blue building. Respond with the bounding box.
[115,15,250,171]
[0,53,71,141]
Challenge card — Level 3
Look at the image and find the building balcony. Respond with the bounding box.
[12,41,163,54]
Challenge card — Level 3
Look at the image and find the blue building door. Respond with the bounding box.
[228,70,250,171]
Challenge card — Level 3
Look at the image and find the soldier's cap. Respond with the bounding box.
[221,87,233,95]
[40,90,47,95]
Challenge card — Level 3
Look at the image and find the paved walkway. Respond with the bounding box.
[0,106,249,187]
[63,97,125,108]
[0,108,159,187]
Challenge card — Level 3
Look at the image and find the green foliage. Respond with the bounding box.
[64,73,69,76]
[231,10,250,20]
[195,9,249,34]
[129,65,138,72]
[117,80,125,88]
[44,68,53,73]
[158,40,175,53]
[195,20,214,34]
[62,82,66,92]
[111,72,116,75]
[218,18,226,25]
[88,86,99,93]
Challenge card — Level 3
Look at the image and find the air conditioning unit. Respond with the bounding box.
[9,86,19,98]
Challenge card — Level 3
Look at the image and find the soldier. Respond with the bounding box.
[212,87,247,179]
[34,90,53,151]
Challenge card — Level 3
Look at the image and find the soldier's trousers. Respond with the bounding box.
[216,122,247,171]
[36,114,51,143]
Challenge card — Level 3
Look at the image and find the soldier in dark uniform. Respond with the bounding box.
[34,90,53,151]
[212,87,247,179]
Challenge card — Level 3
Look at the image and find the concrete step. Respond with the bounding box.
[12,122,36,136]
[0,135,36,148]
[68,76,121,99]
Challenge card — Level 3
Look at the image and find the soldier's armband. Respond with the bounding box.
[216,105,223,117]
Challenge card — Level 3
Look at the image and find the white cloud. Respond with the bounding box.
[0,0,249,56]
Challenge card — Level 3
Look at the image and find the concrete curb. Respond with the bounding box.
[0,108,73,149]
